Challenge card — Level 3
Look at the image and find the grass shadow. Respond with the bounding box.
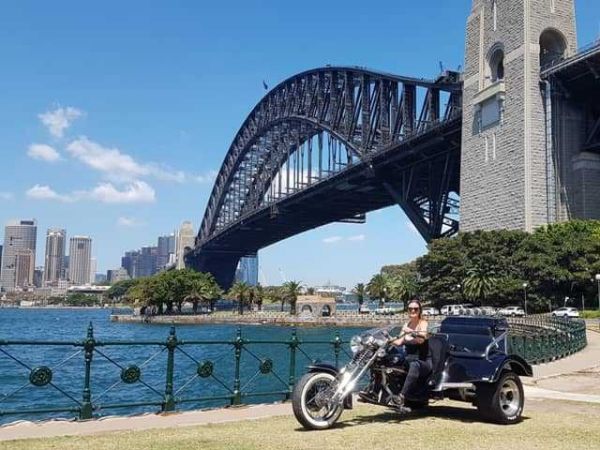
[295,404,531,431]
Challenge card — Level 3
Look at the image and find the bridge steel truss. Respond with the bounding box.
[189,67,462,288]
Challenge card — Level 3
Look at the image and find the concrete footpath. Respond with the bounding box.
[1,330,599,443]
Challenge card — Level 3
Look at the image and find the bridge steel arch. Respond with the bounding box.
[187,67,463,289]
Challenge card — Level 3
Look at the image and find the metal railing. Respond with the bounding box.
[0,316,587,423]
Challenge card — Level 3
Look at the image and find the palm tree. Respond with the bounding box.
[367,274,389,308]
[353,283,366,311]
[228,281,251,315]
[306,287,316,295]
[282,281,303,315]
[252,284,265,311]
[463,267,497,304]
[389,275,419,309]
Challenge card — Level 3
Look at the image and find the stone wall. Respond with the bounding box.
[460,0,578,232]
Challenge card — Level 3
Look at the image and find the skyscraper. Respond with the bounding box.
[89,257,97,284]
[176,221,195,269]
[157,234,176,270]
[68,236,92,285]
[1,220,37,291]
[43,228,66,285]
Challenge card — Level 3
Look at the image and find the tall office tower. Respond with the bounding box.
[68,236,92,285]
[137,246,158,277]
[89,257,97,284]
[157,234,175,270]
[43,228,66,285]
[1,219,37,291]
[176,221,195,269]
[121,250,139,278]
[33,266,44,288]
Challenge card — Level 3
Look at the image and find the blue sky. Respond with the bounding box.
[1,0,599,288]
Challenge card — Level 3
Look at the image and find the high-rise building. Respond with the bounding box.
[89,257,97,284]
[43,228,66,285]
[235,254,259,286]
[121,251,137,278]
[176,221,195,269]
[1,219,37,291]
[68,236,92,285]
[157,234,176,270]
[33,266,44,288]
[107,267,130,284]
[137,246,158,278]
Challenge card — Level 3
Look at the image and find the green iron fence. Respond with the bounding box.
[0,316,587,423]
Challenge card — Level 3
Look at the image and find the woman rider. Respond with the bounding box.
[391,299,432,411]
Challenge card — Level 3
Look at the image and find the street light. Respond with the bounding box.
[522,282,528,315]
[564,296,569,307]
[596,274,600,311]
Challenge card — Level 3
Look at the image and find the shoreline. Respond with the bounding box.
[110,313,402,327]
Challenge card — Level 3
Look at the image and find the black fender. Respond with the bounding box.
[490,354,533,382]
[305,363,353,410]
[307,362,338,377]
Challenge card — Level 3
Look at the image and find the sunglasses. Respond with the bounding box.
[408,307,420,312]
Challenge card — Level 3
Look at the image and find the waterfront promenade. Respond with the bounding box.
[110,310,402,327]
[1,329,599,445]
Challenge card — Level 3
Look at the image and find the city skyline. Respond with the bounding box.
[1,1,599,287]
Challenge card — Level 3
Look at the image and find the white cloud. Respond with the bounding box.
[39,106,83,138]
[0,192,14,201]
[25,181,156,204]
[117,216,145,227]
[347,234,366,242]
[26,185,73,202]
[195,170,218,183]
[322,236,343,244]
[66,136,186,183]
[27,144,61,162]
[406,221,420,235]
[87,181,156,204]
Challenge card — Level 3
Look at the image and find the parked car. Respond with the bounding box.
[498,306,525,317]
[422,307,440,316]
[375,306,397,315]
[551,307,580,318]
[441,304,474,316]
[358,305,372,314]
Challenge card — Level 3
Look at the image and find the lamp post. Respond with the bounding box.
[564,296,569,307]
[596,274,600,311]
[522,282,528,315]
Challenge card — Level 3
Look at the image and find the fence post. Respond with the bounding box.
[232,327,243,405]
[287,329,298,399]
[163,326,177,412]
[333,330,341,369]
[80,322,94,420]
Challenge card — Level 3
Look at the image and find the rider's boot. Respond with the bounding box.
[390,393,412,414]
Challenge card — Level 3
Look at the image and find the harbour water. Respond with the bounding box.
[0,308,369,424]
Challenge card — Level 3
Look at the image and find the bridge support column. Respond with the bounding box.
[185,250,243,291]
[460,0,577,232]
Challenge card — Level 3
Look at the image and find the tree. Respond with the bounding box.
[227,281,251,315]
[282,281,303,315]
[367,274,389,308]
[388,275,419,309]
[463,266,498,304]
[353,283,366,310]
[252,284,265,311]
[105,279,138,305]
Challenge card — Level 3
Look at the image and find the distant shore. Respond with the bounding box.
[110,312,403,328]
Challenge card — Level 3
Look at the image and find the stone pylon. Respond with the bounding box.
[460,0,578,232]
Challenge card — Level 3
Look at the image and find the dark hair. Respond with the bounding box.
[407,299,423,320]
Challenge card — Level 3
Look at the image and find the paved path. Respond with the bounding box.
[528,326,600,381]
[2,329,600,443]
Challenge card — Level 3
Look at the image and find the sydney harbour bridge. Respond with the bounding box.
[186,1,600,289]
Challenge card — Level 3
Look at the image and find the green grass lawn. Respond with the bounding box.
[3,399,600,450]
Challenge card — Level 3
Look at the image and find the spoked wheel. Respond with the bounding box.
[292,372,343,430]
[476,371,524,424]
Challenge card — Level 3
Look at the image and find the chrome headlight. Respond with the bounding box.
[350,335,363,354]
